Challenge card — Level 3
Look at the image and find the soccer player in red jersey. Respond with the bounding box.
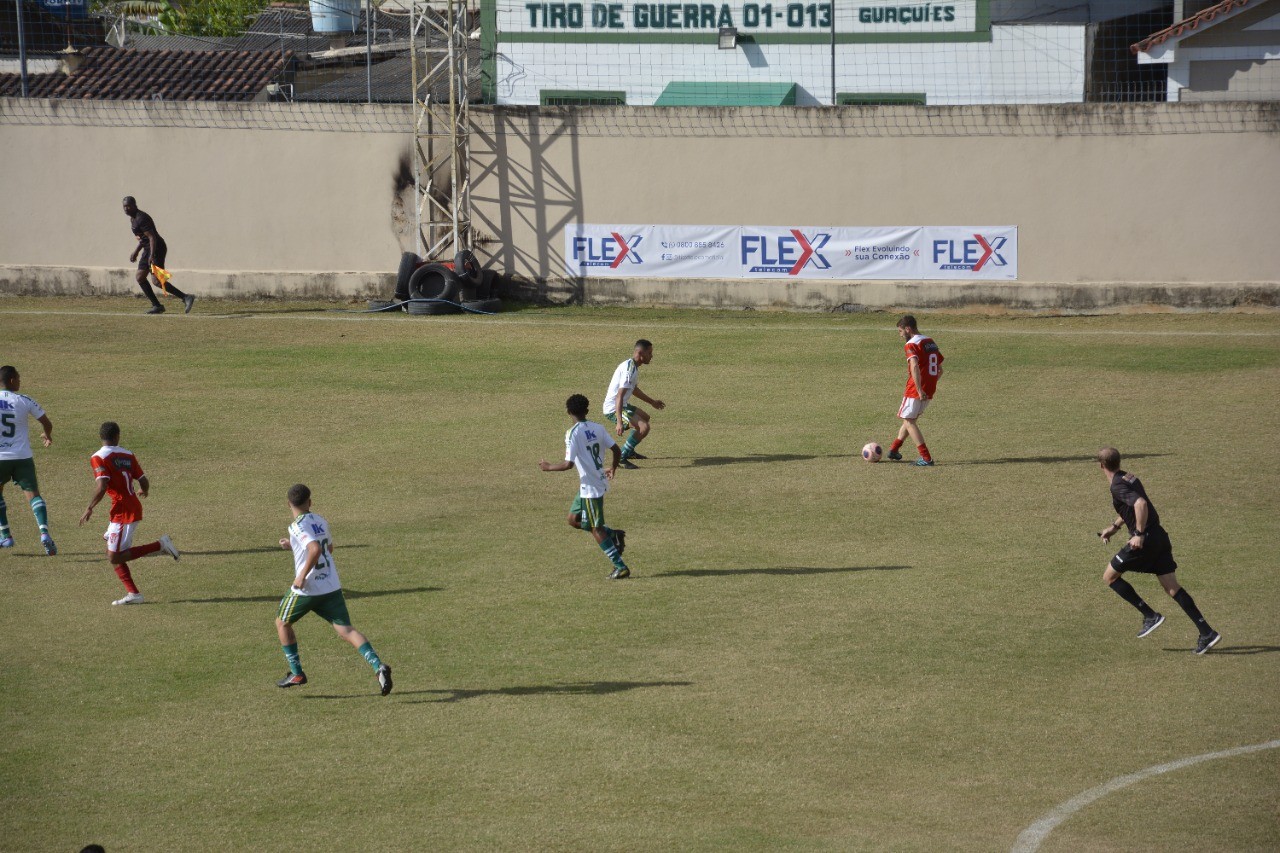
[886,315,944,466]
[78,422,179,605]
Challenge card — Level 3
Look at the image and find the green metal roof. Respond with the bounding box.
[654,82,799,106]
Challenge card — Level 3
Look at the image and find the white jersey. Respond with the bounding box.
[287,512,342,597]
[603,358,638,415]
[0,390,45,461]
[565,420,616,498]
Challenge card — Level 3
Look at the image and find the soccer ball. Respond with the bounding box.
[861,442,883,462]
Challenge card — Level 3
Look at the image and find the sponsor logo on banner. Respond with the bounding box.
[741,229,831,275]
[932,233,1008,273]
[570,232,644,269]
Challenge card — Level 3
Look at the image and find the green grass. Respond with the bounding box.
[1,297,1277,851]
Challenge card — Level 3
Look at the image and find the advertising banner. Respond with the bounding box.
[565,224,1017,280]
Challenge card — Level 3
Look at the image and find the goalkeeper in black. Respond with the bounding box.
[1096,447,1220,654]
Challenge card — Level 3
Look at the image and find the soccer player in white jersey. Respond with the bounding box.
[603,339,665,469]
[540,394,630,579]
[275,484,393,695]
[0,366,56,555]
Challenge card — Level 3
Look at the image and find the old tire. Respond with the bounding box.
[415,300,460,315]
[405,299,456,315]
[408,264,459,302]
[395,252,420,301]
[462,298,501,314]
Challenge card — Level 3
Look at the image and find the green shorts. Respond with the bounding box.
[0,457,38,492]
[277,588,351,626]
[570,495,607,529]
[604,405,635,430]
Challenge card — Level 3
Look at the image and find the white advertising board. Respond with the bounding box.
[565,224,1018,280]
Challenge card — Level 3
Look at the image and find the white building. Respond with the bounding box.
[482,0,1173,105]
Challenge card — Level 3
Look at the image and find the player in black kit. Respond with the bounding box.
[1096,447,1220,654]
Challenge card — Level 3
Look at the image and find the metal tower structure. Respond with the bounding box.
[409,0,471,261]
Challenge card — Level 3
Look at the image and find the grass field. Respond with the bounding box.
[1,297,1277,852]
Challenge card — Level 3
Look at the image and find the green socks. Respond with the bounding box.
[597,535,626,570]
[0,498,8,536]
[357,641,383,672]
[30,496,48,534]
[283,643,303,675]
[621,432,640,458]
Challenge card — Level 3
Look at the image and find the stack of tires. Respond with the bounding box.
[385,251,502,316]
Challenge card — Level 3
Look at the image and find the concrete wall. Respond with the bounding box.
[1186,59,1280,100]
[2,98,1279,309]
[471,102,1280,308]
[0,100,412,299]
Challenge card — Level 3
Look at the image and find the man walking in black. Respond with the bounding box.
[124,196,195,315]
[1096,447,1220,654]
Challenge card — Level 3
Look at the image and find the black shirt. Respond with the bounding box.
[1110,470,1163,535]
[130,210,162,243]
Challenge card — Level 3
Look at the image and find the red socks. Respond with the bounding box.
[114,563,139,594]
[120,541,161,561]
[889,438,905,453]
[917,444,931,462]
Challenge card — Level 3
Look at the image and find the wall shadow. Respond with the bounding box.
[472,106,584,299]
[168,586,443,604]
[407,679,693,704]
[654,565,909,578]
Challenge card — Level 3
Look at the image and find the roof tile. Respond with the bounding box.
[0,45,291,100]
[1131,0,1257,54]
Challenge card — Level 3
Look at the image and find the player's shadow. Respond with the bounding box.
[952,452,1170,466]
[654,565,908,578]
[63,544,371,563]
[684,453,845,467]
[186,546,371,557]
[1161,644,1280,655]
[407,680,693,704]
[168,586,443,604]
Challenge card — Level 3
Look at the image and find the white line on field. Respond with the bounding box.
[1010,738,1280,853]
[2,309,1279,338]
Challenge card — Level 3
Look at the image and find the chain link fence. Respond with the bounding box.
[1,0,1277,135]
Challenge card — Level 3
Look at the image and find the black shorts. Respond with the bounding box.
[138,240,167,272]
[1110,528,1177,575]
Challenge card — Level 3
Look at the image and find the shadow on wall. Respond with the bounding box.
[471,109,585,301]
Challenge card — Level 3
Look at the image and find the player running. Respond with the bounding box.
[0,366,56,555]
[886,315,943,466]
[123,196,195,315]
[275,484,393,695]
[540,394,630,580]
[604,339,665,469]
[1096,447,1220,654]
[78,422,180,605]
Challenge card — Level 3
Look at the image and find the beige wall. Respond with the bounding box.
[2,98,1279,308]
[470,103,1280,303]
[1186,59,1280,100]
[0,100,412,298]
